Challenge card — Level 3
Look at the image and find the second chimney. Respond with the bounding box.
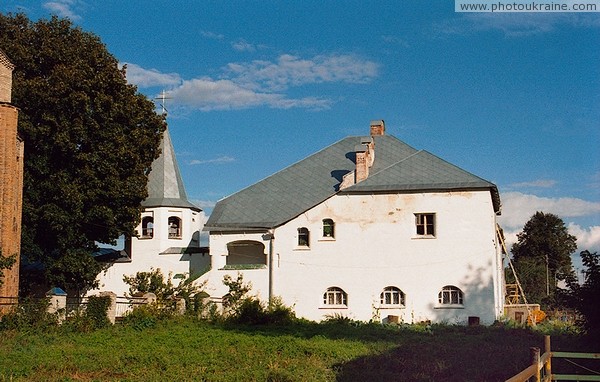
[370,120,385,136]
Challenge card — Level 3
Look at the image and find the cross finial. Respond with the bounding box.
[155,90,172,116]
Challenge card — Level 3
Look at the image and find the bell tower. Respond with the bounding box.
[95,125,206,297]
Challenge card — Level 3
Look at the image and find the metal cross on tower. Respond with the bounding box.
[155,90,172,116]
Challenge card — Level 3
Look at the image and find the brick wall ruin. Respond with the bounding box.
[0,48,23,306]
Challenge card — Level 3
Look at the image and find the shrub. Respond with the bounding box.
[121,304,165,330]
[85,295,111,329]
[0,297,59,332]
[123,268,206,316]
[220,274,296,325]
[266,297,296,325]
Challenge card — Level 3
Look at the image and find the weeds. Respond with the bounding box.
[0,297,59,333]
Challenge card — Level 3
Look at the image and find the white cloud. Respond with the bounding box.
[382,35,411,48]
[189,156,235,165]
[498,191,600,253]
[201,31,225,40]
[226,54,379,92]
[125,53,375,111]
[509,179,557,188]
[499,191,600,229]
[567,223,600,253]
[231,40,256,52]
[437,13,600,37]
[122,63,182,88]
[43,0,82,21]
[167,77,332,111]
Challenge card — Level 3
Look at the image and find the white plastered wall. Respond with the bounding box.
[93,207,206,297]
[205,190,503,324]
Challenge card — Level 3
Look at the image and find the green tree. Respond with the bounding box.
[0,251,16,288]
[0,14,166,295]
[511,212,577,307]
[561,250,600,337]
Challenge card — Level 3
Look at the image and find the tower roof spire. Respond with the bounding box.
[141,127,201,211]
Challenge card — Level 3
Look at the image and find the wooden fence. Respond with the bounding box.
[506,335,600,382]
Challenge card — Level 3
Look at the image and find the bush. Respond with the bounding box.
[266,297,296,325]
[0,297,59,332]
[220,274,296,325]
[85,295,111,328]
[121,304,162,330]
[123,268,206,317]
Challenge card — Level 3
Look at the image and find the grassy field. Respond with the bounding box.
[0,319,596,382]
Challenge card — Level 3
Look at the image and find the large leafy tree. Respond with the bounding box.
[561,250,600,337]
[510,212,577,307]
[0,14,166,295]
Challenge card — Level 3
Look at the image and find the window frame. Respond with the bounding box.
[168,216,182,239]
[297,227,310,247]
[379,286,406,308]
[322,287,348,308]
[437,285,464,307]
[141,216,154,239]
[322,218,335,239]
[414,213,436,237]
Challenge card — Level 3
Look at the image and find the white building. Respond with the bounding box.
[92,127,207,297]
[202,120,504,324]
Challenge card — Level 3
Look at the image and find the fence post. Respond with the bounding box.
[143,292,157,304]
[176,298,186,315]
[46,287,67,323]
[99,291,117,325]
[544,335,551,379]
[530,347,541,382]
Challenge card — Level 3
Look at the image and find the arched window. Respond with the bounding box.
[438,285,464,305]
[141,216,154,238]
[323,287,347,307]
[380,286,405,306]
[322,218,335,238]
[298,227,310,247]
[168,216,182,239]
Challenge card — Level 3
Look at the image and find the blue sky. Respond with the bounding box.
[3,1,599,266]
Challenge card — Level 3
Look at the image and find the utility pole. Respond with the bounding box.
[545,254,549,296]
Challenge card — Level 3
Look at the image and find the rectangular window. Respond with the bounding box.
[297,227,310,247]
[415,213,435,236]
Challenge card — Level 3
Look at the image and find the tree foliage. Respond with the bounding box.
[562,250,600,337]
[123,268,205,314]
[0,251,17,288]
[510,212,577,307]
[0,14,166,295]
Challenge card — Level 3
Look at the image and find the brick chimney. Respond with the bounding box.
[370,120,385,136]
[339,121,380,190]
[355,137,374,184]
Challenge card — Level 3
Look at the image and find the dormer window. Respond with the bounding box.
[168,216,182,239]
[141,216,154,239]
[322,219,335,238]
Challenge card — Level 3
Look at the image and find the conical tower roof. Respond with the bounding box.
[141,127,201,211]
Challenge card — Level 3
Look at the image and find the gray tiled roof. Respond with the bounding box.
[205,135,500,231]
[141,128,201,211]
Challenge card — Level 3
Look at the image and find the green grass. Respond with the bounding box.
[0,319,596,382]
